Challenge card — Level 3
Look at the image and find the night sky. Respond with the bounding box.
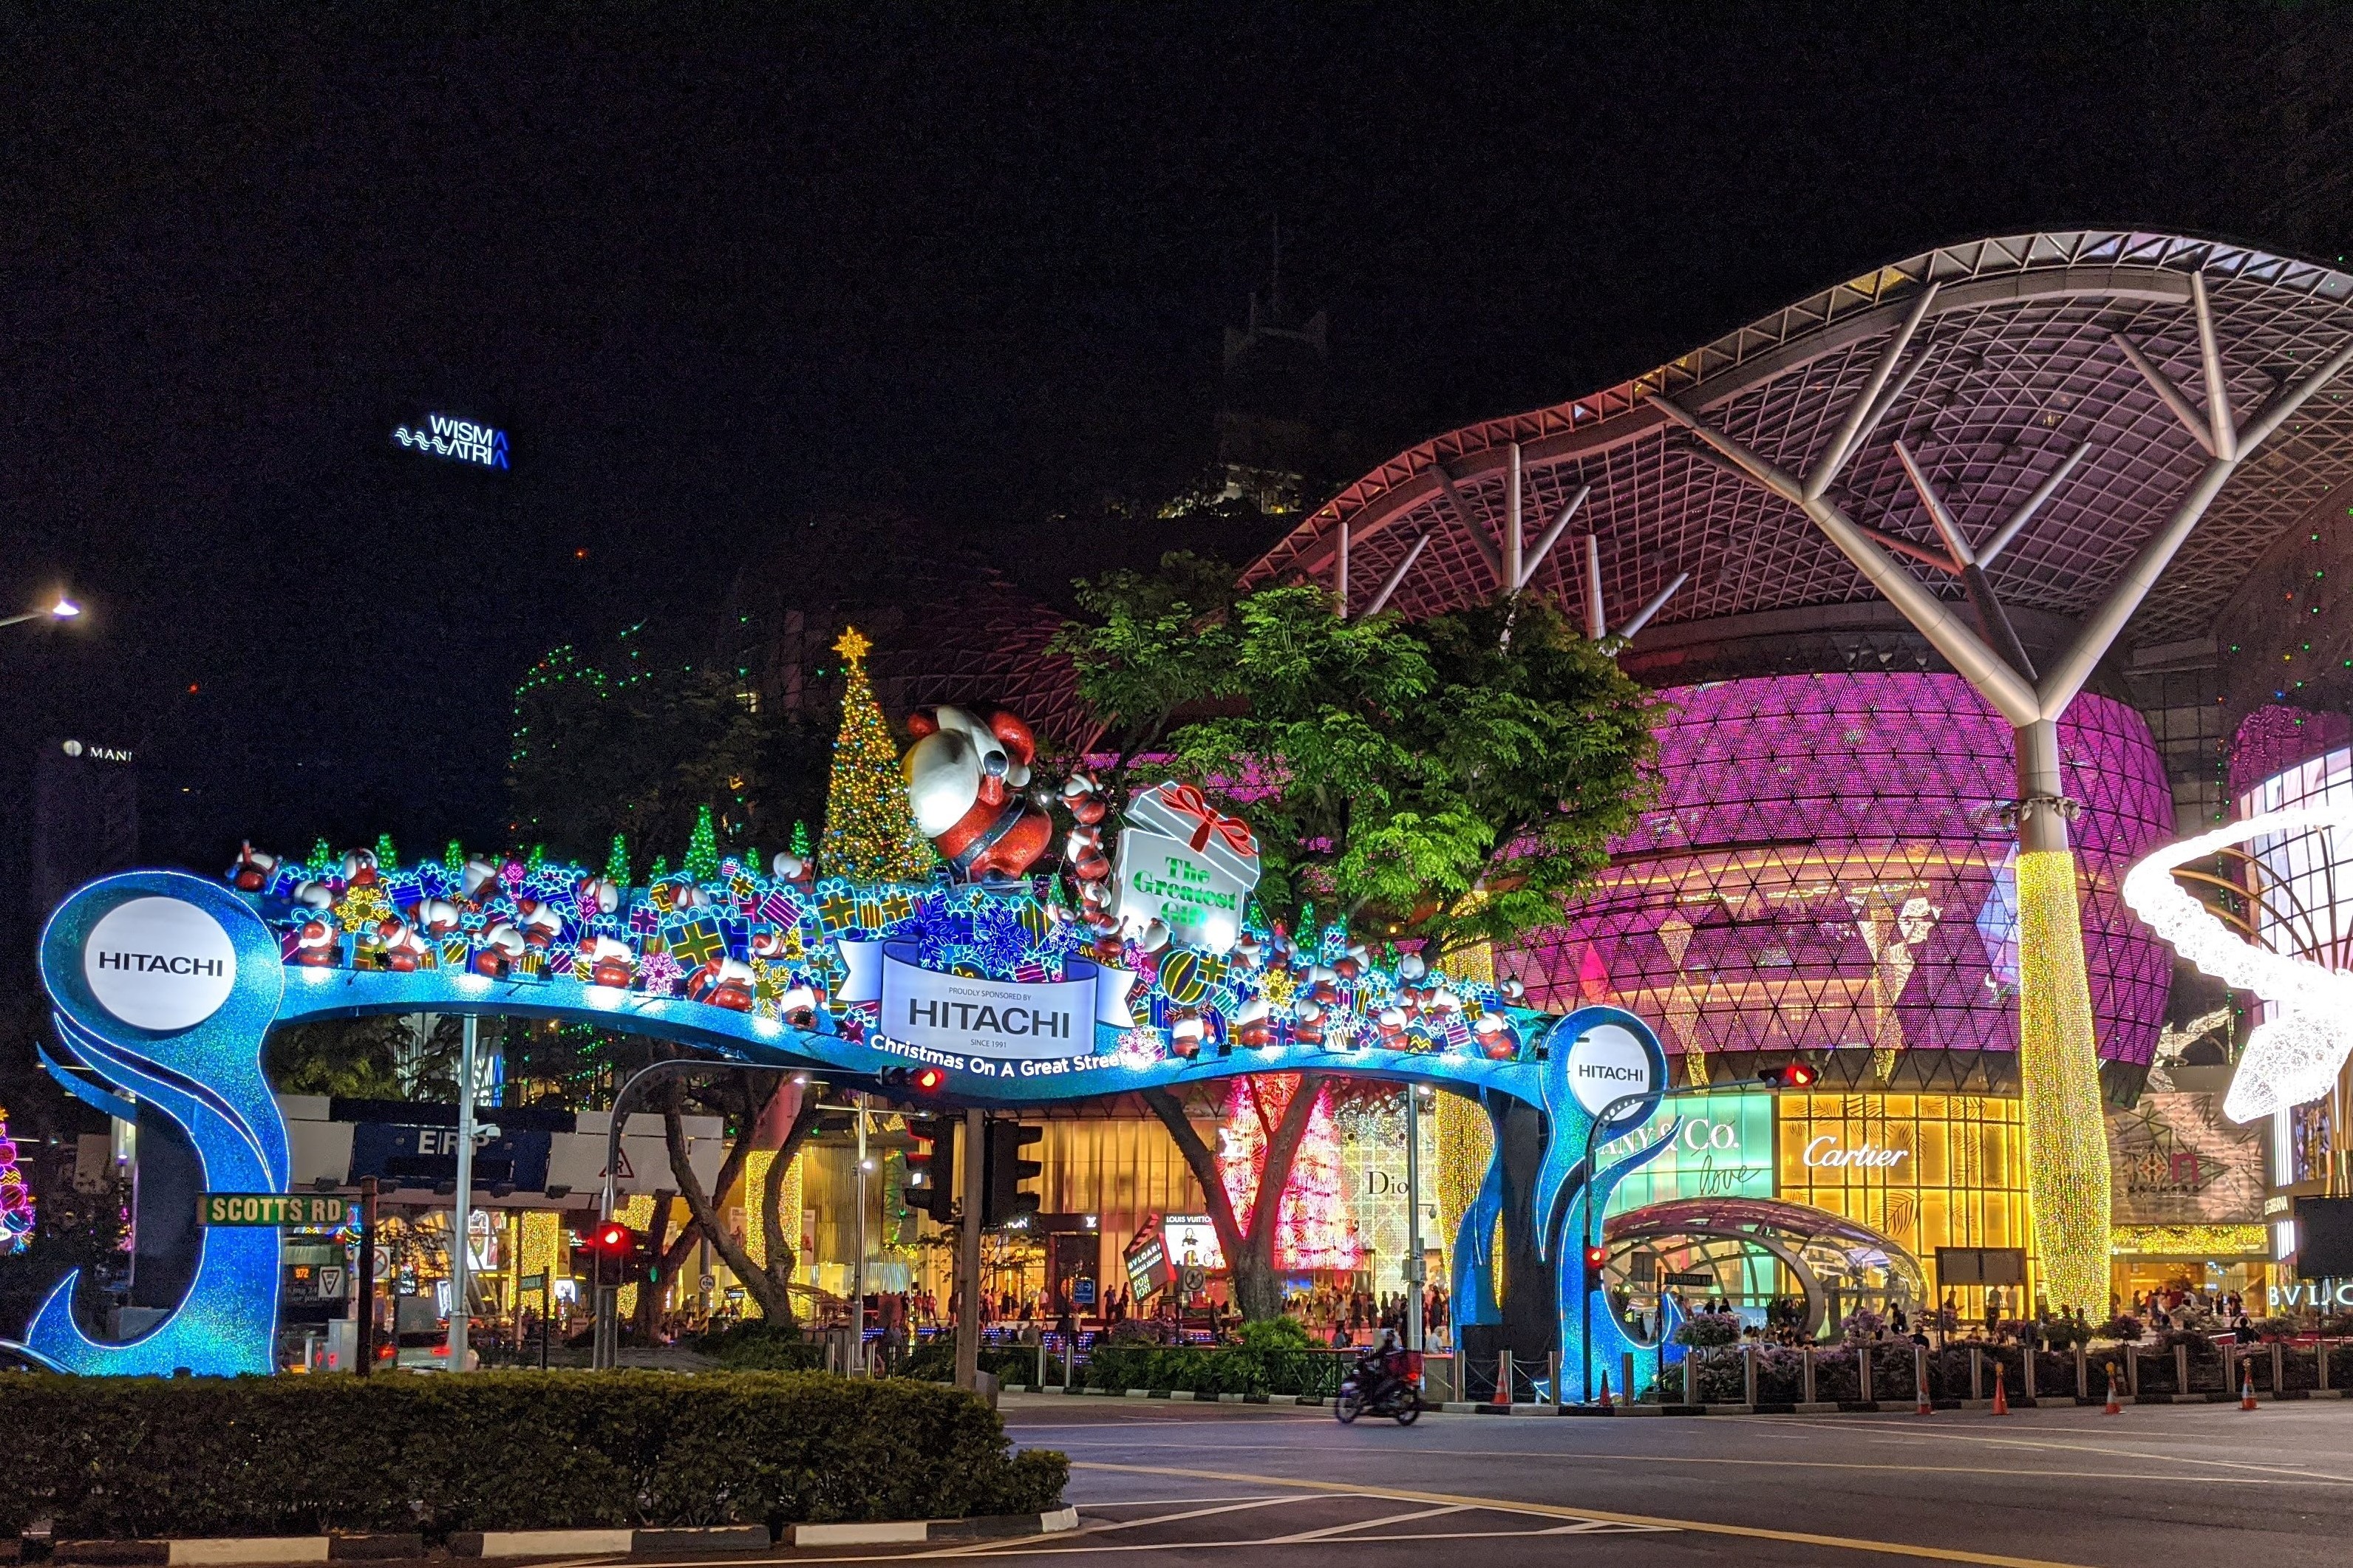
[4,4,2348,886]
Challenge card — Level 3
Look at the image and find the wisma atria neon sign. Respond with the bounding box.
[393,413,509,469]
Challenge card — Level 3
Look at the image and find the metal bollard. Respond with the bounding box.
[2175,1343,2190,1397]
[1496,1348,1513,1405]
[2320,1338,2332,1392]
[1860,1343,1874,1404]
[1623,1351,1637,1407]
[1969,1346,1983,1401]
[2023,1344,2037,1402]
[1802,1344,1817,1405]
[2076,1342,2088,1400]
[2271,1340,2284,1395]
[1914,1343,1929,1411]
[1549,1350,1562,1407]
[2126,1346,2140,1398]
[1063,1334,1076,1389]
[1743,1343,1758,1407]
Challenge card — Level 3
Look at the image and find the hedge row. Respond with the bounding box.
[0,1371,1066,1541]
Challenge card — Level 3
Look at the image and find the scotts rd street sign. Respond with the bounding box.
[202,1193,358,1227]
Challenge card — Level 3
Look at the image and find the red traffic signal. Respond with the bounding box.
[588,1221,633,1255]
[1757,1061,1819,1089]
[913,1066,945,1092]
[1583,1244,1610,1269]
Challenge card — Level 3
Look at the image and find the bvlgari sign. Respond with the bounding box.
[82,896,237,1032]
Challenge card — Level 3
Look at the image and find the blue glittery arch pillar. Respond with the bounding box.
[10,872,290,1376]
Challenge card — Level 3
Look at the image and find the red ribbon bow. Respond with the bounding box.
[1157,783,1258,859]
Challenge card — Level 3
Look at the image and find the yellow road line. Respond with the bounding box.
[1070,1459,2105,1568]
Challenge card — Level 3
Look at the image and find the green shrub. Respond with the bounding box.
[693,1322,826,1371]
[0,1371,1067,1540]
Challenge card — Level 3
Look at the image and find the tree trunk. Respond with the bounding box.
[757,1094,829,1318]
[631,1187,676,1340]
[664,1090,793,1324]
[1143,1074,1326,1321]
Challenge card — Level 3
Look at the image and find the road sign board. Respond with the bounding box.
[1663,1270,1714,1287]
[200,1193,356,1227]
[520,1272,547,1292]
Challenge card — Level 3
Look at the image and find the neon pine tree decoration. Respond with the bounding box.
[791,821,811,859]
[444,839,466,884]
[685,805,722,884]
[374,833,398,873]
[819,627,938,882]
[605,833,631,887]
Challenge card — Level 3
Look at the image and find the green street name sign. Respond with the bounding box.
[200,1193,355,1227]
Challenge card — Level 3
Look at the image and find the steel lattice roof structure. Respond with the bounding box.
[1242,232,2353,651]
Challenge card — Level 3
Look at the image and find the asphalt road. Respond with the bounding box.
[977,1393,2353,1567]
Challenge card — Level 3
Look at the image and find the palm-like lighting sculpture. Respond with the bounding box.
[2123,805,2353,1123]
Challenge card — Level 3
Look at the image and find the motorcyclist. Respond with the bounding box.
[1354,1327,1407,1405]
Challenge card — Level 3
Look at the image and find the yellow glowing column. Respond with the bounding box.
[2014,825,2112,1312]
[1436,941,1500,1290]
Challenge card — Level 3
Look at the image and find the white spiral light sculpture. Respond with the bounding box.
[2120,804,2353,1125]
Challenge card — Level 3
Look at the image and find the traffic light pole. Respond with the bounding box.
[956,1105,986,1391]
[853,1094,869,1376]
[1580,1082,1720,1404]
[1405,1087,1425,1352]
[448,1015,478,1374]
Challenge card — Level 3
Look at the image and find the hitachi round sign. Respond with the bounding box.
[83,896,238,1032]
[1563,1020,1657,1119]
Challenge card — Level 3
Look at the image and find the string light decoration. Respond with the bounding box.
[605,834,631,887]
[685,805,722,884]
[2122,802,2353,1122]
[1219,1076,1363,1270]
[2016,848,2114,1315]
[818,627,937,882]
[0,1104,33,1253]
[374,834,398,873]
[2108,1222,2269,1256]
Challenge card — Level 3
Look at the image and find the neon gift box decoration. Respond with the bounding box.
[1113,781,1261,955]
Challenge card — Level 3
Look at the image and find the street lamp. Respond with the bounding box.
[0,593,82,630]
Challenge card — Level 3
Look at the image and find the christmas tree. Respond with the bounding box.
[684,805,722,883]
[791,821,811,859]
[605,833,631,887]
[308,837,334,878]
[819,627,937,882]
[526,842,547,873]
[374,833,398,873]
[443,839,466,884]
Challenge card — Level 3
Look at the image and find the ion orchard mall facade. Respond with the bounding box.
[1226,231,2353,1319]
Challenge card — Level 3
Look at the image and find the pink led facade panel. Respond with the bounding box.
[1508,673,2173,1069]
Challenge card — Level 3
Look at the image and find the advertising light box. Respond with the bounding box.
[1593,1091,1776,1217]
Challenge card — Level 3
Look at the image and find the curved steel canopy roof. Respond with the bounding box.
[1244,231,2353,650]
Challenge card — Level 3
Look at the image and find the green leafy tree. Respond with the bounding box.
[1057,554,1658,958]
[507,627,828,866]
[1062,557,1658,1320]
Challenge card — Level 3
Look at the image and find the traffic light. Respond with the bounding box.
[982,1121,1043,1230]
[579,1220,636,1289]
[626,1230,659,1287]
[879,1064,948,1096]
[1582,1244,1609,1292]
[903,1116,958,1224]
[1756,1060,1819,1089]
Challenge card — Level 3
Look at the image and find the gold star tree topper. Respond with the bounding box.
[834,626,871,663]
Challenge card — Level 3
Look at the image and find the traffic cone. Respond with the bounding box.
[2103,1365,2122,1415]
[2241,1362,2259,1411]
[1598,1371,1614,1413]
[1990,1373,2009,1416]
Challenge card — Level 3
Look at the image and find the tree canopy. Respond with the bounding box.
[1056,554,1659,957]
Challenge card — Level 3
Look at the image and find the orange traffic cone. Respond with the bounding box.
[2103,1365,2122,1416]
[1598,1371,1614,1413]
[2241,1362,2259,1411]
[1991,1373,2009,1416]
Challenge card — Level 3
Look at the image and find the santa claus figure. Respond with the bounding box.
[228,842,278,893]
[293,917,339,967]
[904,704,1055,881]
[474,921,525,979]
[414,897,462,937]
[688,956,756,1011]
[378,917,429,972]
[582,935,637,989]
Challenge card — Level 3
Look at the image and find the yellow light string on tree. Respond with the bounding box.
[818,627,939,882]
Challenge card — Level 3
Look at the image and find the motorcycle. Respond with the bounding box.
[1335,1349,1423,1425]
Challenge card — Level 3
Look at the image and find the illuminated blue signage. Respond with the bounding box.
[394,413,509,469]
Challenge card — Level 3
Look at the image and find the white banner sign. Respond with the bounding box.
[839,941,1134,1062]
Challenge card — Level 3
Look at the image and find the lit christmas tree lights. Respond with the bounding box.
[685,804,722,884]
[605,833,631,887]
[818,627,937,882]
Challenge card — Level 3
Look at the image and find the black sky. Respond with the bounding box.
[4,2,2350,879]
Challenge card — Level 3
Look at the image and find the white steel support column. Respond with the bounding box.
[448,1015,477,1373]
[1505,443,1524,594]
[1644,299,2353,1312]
